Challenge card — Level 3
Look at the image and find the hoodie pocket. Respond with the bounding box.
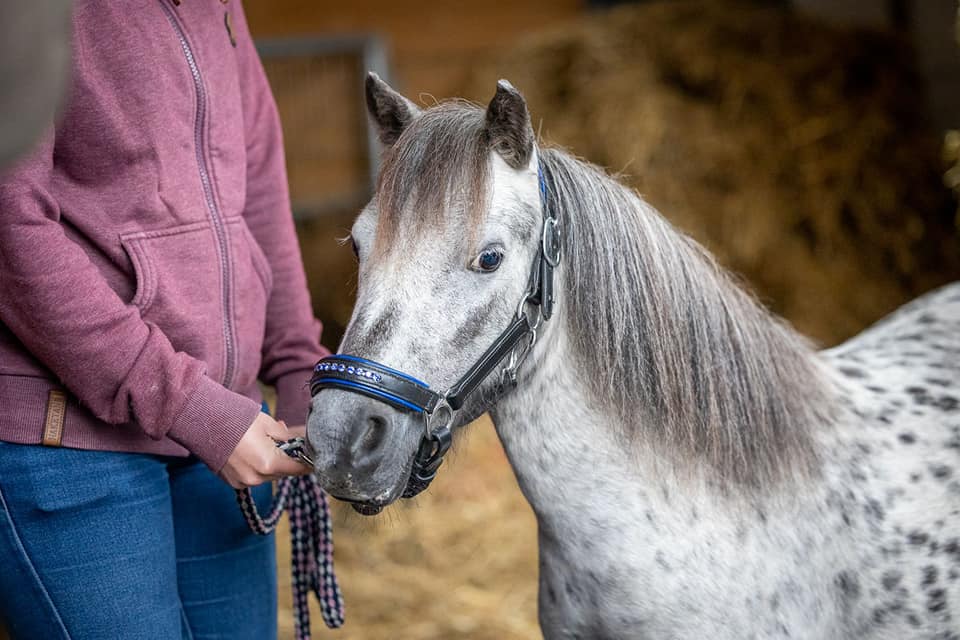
[121,222,226,381]
[120,219,271,388]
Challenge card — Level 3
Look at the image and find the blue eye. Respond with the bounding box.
[474,248,503,272]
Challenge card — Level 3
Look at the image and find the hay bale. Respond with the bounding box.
[459,0,960,344]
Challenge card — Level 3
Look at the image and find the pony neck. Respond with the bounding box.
[502,148,837,492]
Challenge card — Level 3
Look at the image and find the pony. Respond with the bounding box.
[306,73,960,639]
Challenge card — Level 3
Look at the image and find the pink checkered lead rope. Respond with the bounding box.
[236,474,345,637]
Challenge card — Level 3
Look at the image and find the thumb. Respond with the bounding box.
[259,414,292,441]
[251,411,287,440]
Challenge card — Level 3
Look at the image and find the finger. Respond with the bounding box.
[268,467,312,481]
[260,415,292,440]
[286,464,313,477]
[286,424,307,439]
[270,450,313,477]
[221,469,253,490]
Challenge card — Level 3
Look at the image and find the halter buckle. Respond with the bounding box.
[542,216,561,267]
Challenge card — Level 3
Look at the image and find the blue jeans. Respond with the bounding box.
[0,442,277,640]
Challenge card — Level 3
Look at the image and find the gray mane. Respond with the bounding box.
[375,100,836,487]
[374,102,490,251]
[541,147,836,486]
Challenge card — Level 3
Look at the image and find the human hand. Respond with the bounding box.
[221,412,312,489]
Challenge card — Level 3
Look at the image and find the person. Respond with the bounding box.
[0,2,328,638]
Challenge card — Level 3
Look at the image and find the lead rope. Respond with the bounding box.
[235,472,345,637]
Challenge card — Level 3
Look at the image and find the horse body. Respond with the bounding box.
[307,75,960,638]
[493,283,960,639]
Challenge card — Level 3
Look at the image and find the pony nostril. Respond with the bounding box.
[354,414,387,457]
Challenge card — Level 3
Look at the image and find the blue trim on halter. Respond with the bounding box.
[537,160,548,206]
[311,377,427,413]
[321,354,430,389]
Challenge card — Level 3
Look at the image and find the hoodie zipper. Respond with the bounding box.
[159,0,237,388]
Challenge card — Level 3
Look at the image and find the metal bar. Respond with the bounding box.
[255,34,391,219]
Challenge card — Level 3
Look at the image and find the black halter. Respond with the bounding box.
[310,160,560,501]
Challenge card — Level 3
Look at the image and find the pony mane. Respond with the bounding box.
[541,147,836,486]
[374,101,490,252]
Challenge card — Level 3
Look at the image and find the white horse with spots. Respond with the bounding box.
[307,74,960,639]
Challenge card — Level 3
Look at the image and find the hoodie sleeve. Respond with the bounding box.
[0,134,261,472]
[232,5,330,426]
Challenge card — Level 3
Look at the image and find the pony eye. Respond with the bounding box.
[350,237,360,260]
[472,248,503,272]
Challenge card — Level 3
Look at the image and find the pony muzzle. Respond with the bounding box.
[306,390,420,510]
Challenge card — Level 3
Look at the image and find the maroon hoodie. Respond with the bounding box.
[0,0,329,472]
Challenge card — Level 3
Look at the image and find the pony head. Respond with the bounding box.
[307,74,546,512]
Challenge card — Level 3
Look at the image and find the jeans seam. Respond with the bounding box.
[0,485,72,640]
[175,536,274,564]
[179,604,195,640]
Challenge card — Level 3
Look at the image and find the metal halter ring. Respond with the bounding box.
[515,291,544,332]
[425,397,454,440]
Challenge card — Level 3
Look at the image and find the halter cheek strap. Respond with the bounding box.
[310,158,560,500]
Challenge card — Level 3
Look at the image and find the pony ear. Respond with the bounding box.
[484,79,535,169]
[365,72,421,146]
